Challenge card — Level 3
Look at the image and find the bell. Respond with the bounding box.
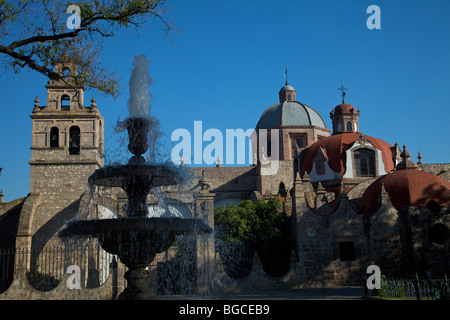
[70,140,78,148]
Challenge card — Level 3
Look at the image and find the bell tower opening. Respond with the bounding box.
[61,94,71,111]
[50,127,59,148]
[69,126,81,155]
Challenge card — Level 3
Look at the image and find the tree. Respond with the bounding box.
[0,0,176,98]
[254,197,292,278]
[215,201,257,279]
[215,197,292,279]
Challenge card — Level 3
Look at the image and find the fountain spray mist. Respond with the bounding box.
[128,54,153,119]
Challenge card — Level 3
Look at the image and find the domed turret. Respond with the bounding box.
[278,81,296,102]
[330,85,360,134]
[330,99,360,134]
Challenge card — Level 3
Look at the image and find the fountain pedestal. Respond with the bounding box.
[122,268,155,300]
[193,171,216,294]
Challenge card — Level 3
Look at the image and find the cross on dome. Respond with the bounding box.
[337,84,348,102]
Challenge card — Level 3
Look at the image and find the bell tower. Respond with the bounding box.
[29,59,104,199]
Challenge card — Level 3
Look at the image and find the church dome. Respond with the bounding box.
[256,101,327,130]
[359,165,450,215]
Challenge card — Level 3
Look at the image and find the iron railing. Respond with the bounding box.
[0,243,115,292]
[367,274,450,300]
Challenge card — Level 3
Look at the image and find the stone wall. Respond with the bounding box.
[258,160,294,196]
[294,190,369,287]
[29,163,100,247]
[363,186,403,277]
[419,163,450,180]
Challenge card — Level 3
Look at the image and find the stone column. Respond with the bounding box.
[14,193,41,273]
[292,172,312,285]
[193,171,215,295]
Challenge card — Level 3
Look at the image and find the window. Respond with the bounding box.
[61,95,70,111]
[429,223,449,245]
[339,241,355,261]
[69,126,80,155]
[346,121,352,131]
[50,127,59,148]
[315,160,325,175]
[267,140,272,157]
[354,148,375,177]
[291,137,304,155]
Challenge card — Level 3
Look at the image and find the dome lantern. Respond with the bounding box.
[330,85,360,134]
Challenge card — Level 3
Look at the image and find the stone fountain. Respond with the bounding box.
[59,56,212,299]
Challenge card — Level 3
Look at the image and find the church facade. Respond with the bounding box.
[0,62,449,297]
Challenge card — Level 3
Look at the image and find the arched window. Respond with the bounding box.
[69,126,81,155]
[354,148,375,177]
[346,121,352,131]
[50,127,59,148]
[61,95,70,111]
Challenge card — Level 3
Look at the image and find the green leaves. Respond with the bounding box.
[215,197,293,278]
[0,0,174,98]
[215,196,289,247]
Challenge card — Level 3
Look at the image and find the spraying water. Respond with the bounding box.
[115,54,162,164]
[128,54,153,119]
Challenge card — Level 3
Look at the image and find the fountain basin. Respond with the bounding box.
[59,217,212,237]
[59,217,212,267]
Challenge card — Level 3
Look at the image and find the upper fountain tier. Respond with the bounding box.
[88,163,181,188]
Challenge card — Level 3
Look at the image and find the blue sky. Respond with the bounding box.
[0,0,449,202]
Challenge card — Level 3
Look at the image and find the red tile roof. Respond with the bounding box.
[300,132,394,177]
[359,168,450,215]
[333,102,358,115]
